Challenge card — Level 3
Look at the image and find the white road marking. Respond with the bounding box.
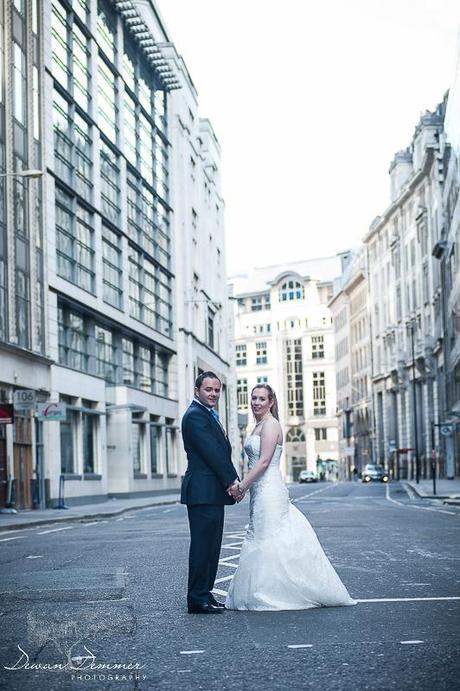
[217,561,239,569]
[287,644,313,649]
[356,596,460,603]
[180,650,205,655]
[400,640,424,645]
[82,522,99,527]
[162,508,174,513]
[292,484,339,503]
[37,526,73,535]
[386,484,458,516]
[211,588,228,597]
[26,555,43,559]
[115,518,124,521]
[215,575,234,584]
[219,554,242,564]
[0,535,27,542]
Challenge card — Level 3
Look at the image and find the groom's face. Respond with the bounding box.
[195,377,221,408]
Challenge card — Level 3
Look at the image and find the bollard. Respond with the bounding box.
[53,474,69,510]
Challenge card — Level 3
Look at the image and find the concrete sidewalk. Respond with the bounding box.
[0,493,181,532]
[403,479,460,505]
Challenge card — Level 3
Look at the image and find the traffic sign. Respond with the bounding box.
[14,389,36,411]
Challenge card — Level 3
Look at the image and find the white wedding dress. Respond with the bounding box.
[225,435,356,611]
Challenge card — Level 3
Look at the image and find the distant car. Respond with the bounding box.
[361,464,389,483]
[299,470,318,483]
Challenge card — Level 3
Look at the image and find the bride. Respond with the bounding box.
[225,384,356,611]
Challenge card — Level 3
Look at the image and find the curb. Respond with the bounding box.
[401,481,459,501]
[0,498,181,533]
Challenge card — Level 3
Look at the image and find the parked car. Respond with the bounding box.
[299,470,318,483]
[361,464,389,483]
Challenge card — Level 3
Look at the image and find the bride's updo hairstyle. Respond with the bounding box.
[251,384,280,421]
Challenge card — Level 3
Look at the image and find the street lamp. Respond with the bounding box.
[0,169,44,178]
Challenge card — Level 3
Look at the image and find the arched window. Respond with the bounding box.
[279,280,304,301]
[286,427,306,442]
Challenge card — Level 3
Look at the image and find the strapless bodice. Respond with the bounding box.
[244,434,283,471]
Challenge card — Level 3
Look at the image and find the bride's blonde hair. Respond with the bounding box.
[251,384,280,421]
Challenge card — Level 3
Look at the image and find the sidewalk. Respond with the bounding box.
[403,479,460,505]
[0,493,181,532]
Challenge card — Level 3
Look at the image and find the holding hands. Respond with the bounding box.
[227,479,246,502]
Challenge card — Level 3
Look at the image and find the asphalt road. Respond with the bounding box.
[0,481,459,691]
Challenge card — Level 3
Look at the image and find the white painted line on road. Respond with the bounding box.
[287,644,313,649]
[356,596,460,603]
[221,545,242,552]
[400,640,424,645]
[218,561,239,569]
[0,535,27,542]
[219,554,241,564]
[115,518,124,521]
[162,508,174,513]
[211,588,228,597]
[26,555,43,559]
[386,484,458,516]
[82,522,100,527]
[215,575,234,584]
[180,650,205,655]
[292,484,339,503]
[37,526,73,535]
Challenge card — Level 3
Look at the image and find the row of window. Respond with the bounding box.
[236,336,324,368]
[58,302,171,396]
[60,396,176,477]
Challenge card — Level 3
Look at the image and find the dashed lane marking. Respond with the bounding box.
[180,651,205,655]
[26,555,43,559]
[37,526,73,535]
[82,522,100,527]
[0,535,27,542]
[292,484,338,503]
[400,640,424,645]
[217,561,238,569]
[287,644,313,649]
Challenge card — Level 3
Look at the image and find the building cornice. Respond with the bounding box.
[363,148,436,244]
[0,340,54,366]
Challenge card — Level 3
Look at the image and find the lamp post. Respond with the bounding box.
[407,318,420,484]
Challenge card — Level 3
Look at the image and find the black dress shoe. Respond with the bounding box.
[208,596,225,609]
[188,602,224,614]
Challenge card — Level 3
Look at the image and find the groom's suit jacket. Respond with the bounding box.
[181,400,238,506]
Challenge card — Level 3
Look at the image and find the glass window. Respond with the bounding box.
[128,245,172,336]
[58,304,89,371]
[155,350,169,397]
[207,308,215,348]
[122,337,134,385]
[311,335,324,359]
[60,407,76,473]
[56,187,95,292]
[235,344,247,366]
[95,324,116,382]
[285,338,303,416]
[100,142,120,222]
[286,427,305,442]
[102,224,122,308]
[314,428,327,441]
[97,57,117,143]
[312,371,326,416]
[256,341,267,365]
[97,0,116,62]
[82,410,96,473]
[51,1,70,90]
[280,280,304,302]
[138,345,152,392]
[150,424,160,474]
[72,24,90,109]
[237,379,248,410]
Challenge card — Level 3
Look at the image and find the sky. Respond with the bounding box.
[159,0,460,276]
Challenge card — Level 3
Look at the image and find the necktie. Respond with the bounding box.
[210,409,220,423]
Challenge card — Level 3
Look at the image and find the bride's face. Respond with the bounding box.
[251,388,273,418]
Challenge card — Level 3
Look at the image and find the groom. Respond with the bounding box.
[181,371,243,614]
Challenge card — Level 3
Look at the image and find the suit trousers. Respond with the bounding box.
[186,504,224,606]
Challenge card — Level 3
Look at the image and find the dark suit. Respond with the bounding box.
[181,399,238,607]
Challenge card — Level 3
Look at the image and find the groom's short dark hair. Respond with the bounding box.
[195,371,221,389]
